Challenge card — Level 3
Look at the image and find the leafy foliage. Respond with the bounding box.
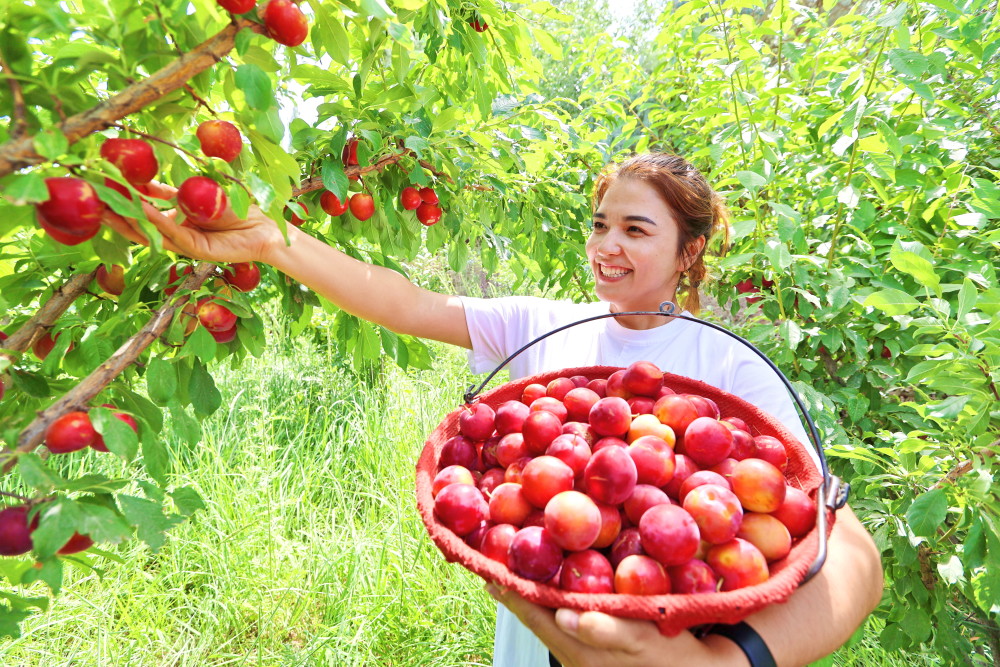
[537,0,998,662]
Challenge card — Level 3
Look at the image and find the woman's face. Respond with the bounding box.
[585,177,698,315]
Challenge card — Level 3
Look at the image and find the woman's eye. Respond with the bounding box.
[592,221,606,230]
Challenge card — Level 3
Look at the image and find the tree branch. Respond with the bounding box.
[0,262,216,474]
[0,271,98,365]
[0,51,28,140]
[0,19,264,178]
[932,439,999,490]
[293,150,415,196]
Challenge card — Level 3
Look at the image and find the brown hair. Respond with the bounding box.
[592,153,730,315]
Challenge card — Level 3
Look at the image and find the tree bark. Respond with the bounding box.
[0,271,98,365]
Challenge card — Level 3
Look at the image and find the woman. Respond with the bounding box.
[105,153,883,667]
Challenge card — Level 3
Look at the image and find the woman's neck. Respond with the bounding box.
[608,300,681,330]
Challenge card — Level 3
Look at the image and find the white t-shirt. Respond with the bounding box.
[461,295,818,667]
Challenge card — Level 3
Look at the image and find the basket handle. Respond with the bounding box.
[463,300,847,583]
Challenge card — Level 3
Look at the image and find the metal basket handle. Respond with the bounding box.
[463,300,847,583]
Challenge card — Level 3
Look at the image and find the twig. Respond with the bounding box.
[0,271,98,365]
[0,490,31,502]
[931,440,999,491]
[0,262,217,474]
[109,122,200,160]
[0,51,28,139]
[415,158,494,191]
[293,150,414,196]
[0,18,264,178]
[183,83,217,116]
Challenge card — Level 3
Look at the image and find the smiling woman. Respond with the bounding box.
[104,151,882,667]
[587,154,727,328]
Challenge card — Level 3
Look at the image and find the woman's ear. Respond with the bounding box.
[680,235,707,271]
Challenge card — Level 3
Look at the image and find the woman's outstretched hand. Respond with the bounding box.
[102,181,290,265]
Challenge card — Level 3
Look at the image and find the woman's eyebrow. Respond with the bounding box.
[593,212,657,226]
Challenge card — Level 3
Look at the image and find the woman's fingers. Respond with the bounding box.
[144,181,178,200]
[139,201,200,254]
[560,609,663,650]
[101,210,149,246]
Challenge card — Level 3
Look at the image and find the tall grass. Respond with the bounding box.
[1,327,938,666]
[2,335,494,666]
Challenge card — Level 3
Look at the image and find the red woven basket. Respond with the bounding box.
[415,365,837,636]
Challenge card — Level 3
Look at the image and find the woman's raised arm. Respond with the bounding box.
[103,184,472,349]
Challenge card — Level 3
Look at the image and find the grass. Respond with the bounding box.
[2,333,495,666]
[0,322,941,666]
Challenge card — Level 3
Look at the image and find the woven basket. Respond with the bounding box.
[415,365,835,636]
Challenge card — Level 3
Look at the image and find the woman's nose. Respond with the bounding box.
[597,231,622,256]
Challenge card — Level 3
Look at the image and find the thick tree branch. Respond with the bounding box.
[0,271,98,365]
[0,19,264,178]
[0,262,216,474]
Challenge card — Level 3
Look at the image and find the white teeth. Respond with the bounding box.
[601,266,630,277]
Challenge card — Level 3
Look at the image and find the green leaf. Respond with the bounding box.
[0,608,35,639]
[1,173,48,204]
[76,501,132,545]
[360,0,395,20]
[22,558,63,595]
[244,173,276,213]
[142,436,170,485]
[906,488,948,538]
[189,360,222,417]
[352,321,381,368]
[900,605,932,642]
[169,403,203,446]
[235,64,273,111]
[888,49,928,78]
[91,407,139,461]
[863,289,920,315]
[877,4,908,27]
[735,170,767,189]
[229,181,251,220]
[889,242,939,295]
[16,454,65,491]
[118,388,164,433]
[404,135,430,159]
[170,487,205,517]
[837,185,860,209]
[118,495,182,553]
[313,4,350,67]
[33,130,68,160]
[321,159,349,202]
[956,278,977,320]
[31,499,81,559]
[183,325,217,364]
[146,357,177,406]
[937,555,964,585]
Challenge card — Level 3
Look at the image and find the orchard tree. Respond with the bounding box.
[0,0,605,636]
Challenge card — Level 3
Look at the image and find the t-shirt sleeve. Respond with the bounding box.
[460,296,532,375]
[725,346,820,466]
